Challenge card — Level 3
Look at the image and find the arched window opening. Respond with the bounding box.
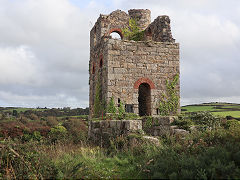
[110,32,122,40]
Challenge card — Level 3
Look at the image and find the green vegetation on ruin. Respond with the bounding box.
[122,18,144,41]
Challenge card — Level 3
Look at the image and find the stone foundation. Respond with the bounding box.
[142,116,176,136]
[88,120,142,144]
[88,116,179,144]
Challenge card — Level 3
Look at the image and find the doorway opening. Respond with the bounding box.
[138,83,151,116]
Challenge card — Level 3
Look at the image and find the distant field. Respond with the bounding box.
[212,111,240,118]
[181,105,217,112]
[181,102,240,118]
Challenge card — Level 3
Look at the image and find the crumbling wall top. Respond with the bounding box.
[90,9,175,48]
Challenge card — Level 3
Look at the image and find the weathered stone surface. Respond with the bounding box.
[173,129,189,136]
[89,9,180,118]
[142,136,160,145]
[89,120,143,143]
[141,116,177,136]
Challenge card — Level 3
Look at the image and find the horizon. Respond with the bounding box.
[1,101,240,109]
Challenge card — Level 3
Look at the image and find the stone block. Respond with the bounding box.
[93,122,100,128]
[100,121,109,128]
[123,120,130,130]
[152,116,176,125]
[143,136,160,145]
[116,120,122,129]
[114,68,126,74]
[109,120,117,128]
[173,129,189,136]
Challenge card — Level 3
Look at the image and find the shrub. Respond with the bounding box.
[62,118,87,143]
[18,116,29,124]
[122,18,144,41]
[49,125,67,143]
[46,116,59,127]
[29,113,39,121]
[107,97,117,114]
[173,115,193,131]
[117,101,125,119]
[189,111,221,130]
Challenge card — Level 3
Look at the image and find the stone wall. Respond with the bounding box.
[89,9,180,118]
[144,16,175,42]
[88,116,179,144]
[106,39,179,116]
[142,116,176,136]
[128,9,151,30]
[88,120,142,144]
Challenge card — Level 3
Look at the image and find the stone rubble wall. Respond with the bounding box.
[88,120,142,144]
[89,116,182,143]
[144,16,175,42]
[106,39,180,116]
[89,38,109,118]
[128,9,151,30]
[142,116,176,136]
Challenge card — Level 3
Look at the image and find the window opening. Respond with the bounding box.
[118,98,121,107]
[125,104,134,113]
[100,58,103,68]
[110,32,122,40]
[92,64,95,74]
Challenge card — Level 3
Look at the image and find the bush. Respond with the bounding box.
[49,125,67,143]
[173,115,193,131]
[189,111,221,130]
[62,118,87,143]
[46,116,59,127]
[29,113,39,121]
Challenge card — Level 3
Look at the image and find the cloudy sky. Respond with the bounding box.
[0,0,240,108]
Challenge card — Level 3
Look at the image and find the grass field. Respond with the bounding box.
[181,105,217,112]
[181,102,240,118]
[212,111,240,118]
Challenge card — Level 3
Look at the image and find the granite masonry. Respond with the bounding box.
[89,9,180,118]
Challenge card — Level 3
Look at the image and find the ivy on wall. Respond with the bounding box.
[93,78,103,117]
[159,74,180,116]
[122,18,144,41]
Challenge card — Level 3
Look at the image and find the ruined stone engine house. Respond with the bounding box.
[89,9,180,118]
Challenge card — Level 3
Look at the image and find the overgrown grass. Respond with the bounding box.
[1,109,240,179]
[1,123,240,179]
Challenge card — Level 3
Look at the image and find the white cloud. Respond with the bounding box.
[0,0,91,107]
[0,45,42,86]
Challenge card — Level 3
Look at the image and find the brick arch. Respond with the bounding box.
[134,77,155,89]
[108,28,123,39]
